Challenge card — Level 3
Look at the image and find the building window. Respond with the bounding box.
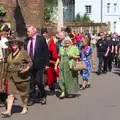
[85,5,92,14]
[107,3,111,13]
[113,21,117,33]
[114,3,117,13]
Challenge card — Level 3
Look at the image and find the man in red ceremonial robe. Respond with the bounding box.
[41,28,59,92]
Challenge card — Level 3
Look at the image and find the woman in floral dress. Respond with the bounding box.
[80,37,93,90]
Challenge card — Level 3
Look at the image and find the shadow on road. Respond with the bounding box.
[46,90,56,96]
[12,105,22,114]
[113,72,120,76]
[92,71,97,74]
[114,69,120,71]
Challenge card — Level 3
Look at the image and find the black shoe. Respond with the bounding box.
[49,85,55,92]
[55,91,61,97]
[40,96,46,105]
[87,83,91,88]
[27,100,35,106]
[96,71,101,75]
[102,71,107,74]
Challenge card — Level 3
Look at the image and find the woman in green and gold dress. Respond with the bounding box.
[55,36,80,98]
[1,36,32,117]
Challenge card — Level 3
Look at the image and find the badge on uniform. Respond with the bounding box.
[99,44,102,46]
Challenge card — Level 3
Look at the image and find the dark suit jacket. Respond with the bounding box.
[24,35,49,70]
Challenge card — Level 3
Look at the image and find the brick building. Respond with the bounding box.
[0,0,44,36]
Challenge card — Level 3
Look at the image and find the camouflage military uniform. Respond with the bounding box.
[0,7,10,91]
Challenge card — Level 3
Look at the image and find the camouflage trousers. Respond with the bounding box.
[0,62,7,91]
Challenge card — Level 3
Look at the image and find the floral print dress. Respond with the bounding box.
[80,45,92,81]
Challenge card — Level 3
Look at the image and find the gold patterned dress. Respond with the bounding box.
[6,48,32,97]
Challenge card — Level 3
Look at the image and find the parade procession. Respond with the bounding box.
[0,0,120,120]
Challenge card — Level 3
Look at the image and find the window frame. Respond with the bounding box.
[114,3,117,13]
[85,5,92,14]
[107,3,111,14]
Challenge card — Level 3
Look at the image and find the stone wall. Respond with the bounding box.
[44,22,110,36]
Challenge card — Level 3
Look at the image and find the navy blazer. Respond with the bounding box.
[24,35,49,70]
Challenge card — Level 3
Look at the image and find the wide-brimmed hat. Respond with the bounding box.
[5,36,24,46]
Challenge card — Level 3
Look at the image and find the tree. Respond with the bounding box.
[74,13,81,22]
[44,0,57,22]
[81,13,91,22]
[74,13,91,22]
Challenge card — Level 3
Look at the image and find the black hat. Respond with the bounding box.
[65,27,71,33]
[41,28,48,35]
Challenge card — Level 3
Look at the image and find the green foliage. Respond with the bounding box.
[73,13,81,22]
[82,13,91,22]
[74,13,91,22]
[44,0,57,22]
[0,6,7,13]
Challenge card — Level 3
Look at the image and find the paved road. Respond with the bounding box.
[1,51,120,120]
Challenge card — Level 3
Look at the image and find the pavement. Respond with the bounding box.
[0,49,120,120]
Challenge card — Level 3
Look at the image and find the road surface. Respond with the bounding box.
[0,50,120,120]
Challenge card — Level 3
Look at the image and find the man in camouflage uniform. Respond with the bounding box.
[0,7,10,91]
[0,7,11,38]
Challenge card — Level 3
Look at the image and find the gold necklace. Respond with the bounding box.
[10,50,21,64]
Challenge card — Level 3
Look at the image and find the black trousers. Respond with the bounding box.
[29,68,46,100]
[114,55,118,65]
[107,54,113,71]
[98,55,108,72]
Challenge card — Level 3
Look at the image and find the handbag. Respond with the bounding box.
[72,60,86,71]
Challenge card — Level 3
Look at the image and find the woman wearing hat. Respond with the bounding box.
[1,36,32,117]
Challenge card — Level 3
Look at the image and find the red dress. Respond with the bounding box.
[47,37,59,86]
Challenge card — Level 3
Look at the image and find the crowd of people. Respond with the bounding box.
[0,25,95,117]
[0,7,120,118]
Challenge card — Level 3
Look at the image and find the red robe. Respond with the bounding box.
[71,38,76,46]
[47,37,59,86]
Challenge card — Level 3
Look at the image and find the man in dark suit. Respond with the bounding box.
[24,26,49,106]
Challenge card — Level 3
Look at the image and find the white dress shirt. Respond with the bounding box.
[0,36,8,61]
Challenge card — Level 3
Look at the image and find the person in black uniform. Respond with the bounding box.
[96,32,109,75]
[117,36,120,67]
[106,34,114,72]
[111,34,119,66]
